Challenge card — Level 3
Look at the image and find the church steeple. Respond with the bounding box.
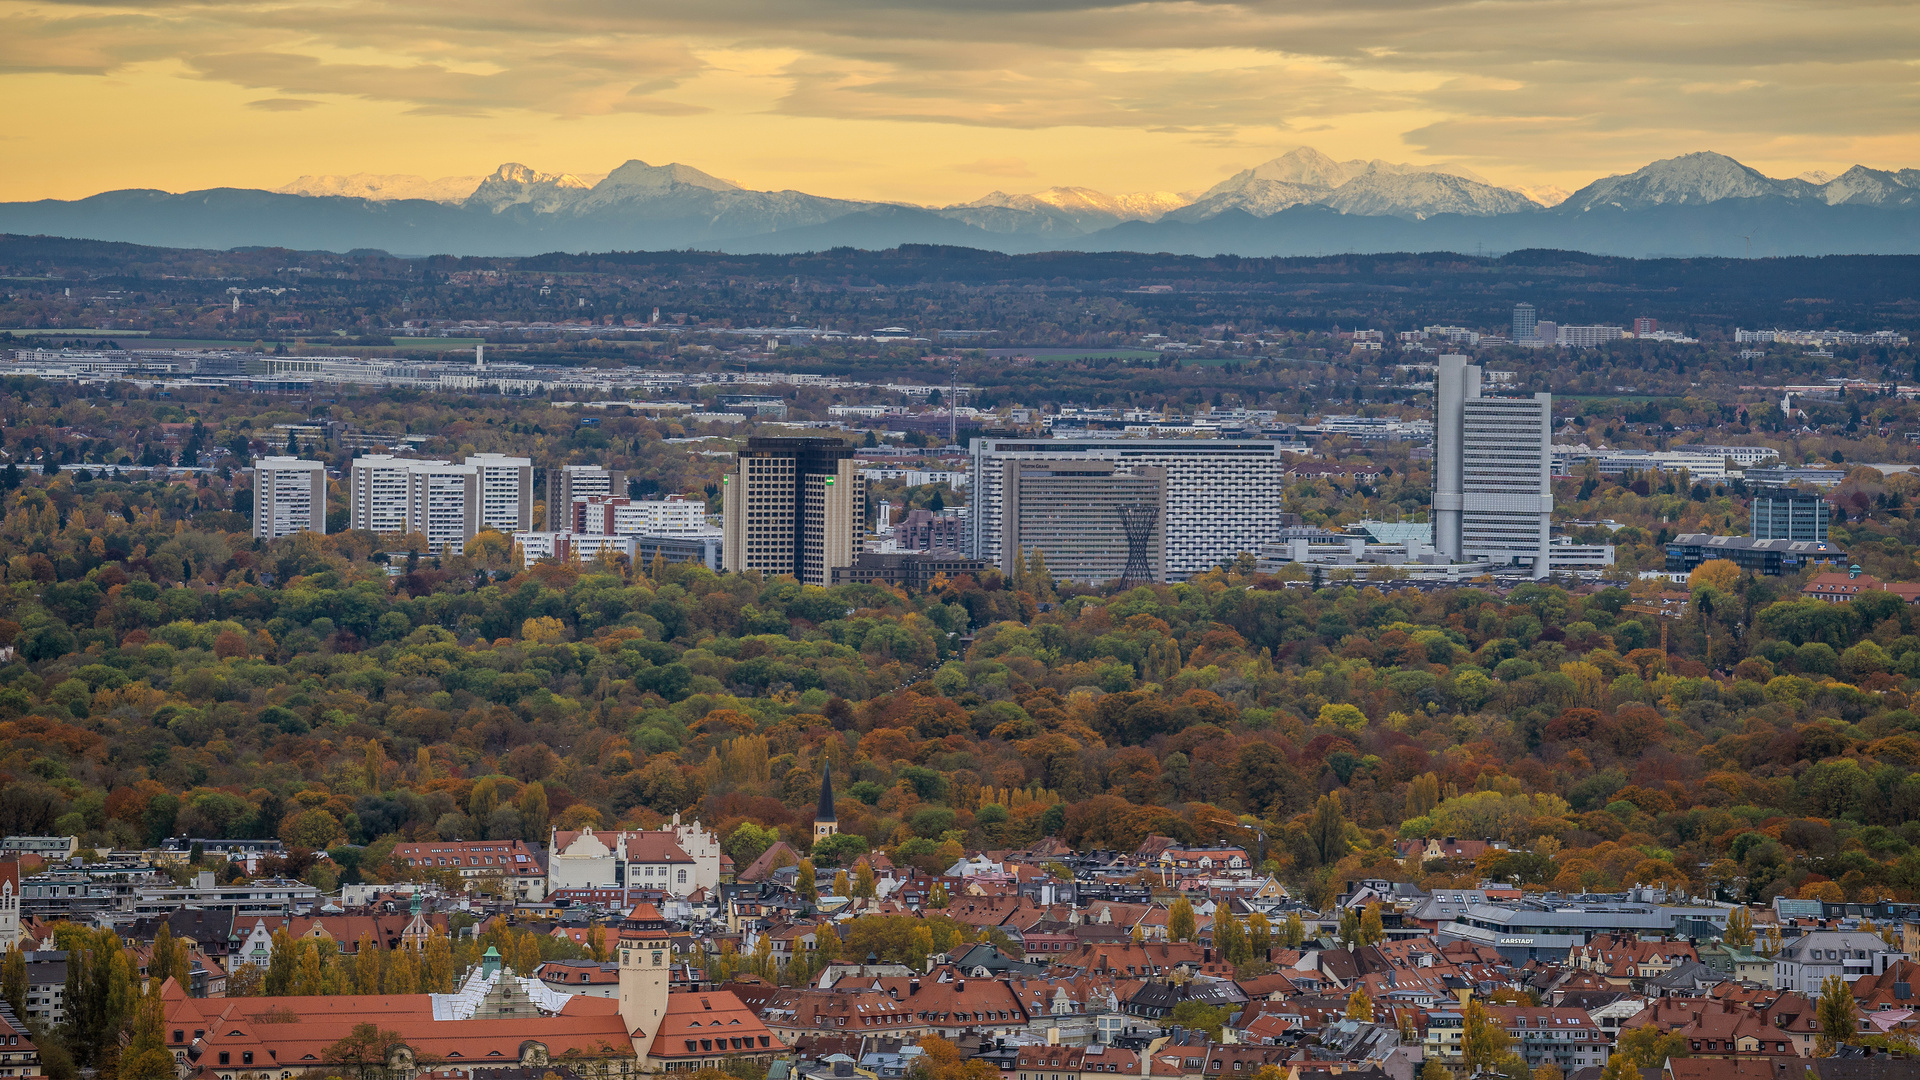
[814,761,837,842]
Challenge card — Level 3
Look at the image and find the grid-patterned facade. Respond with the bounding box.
[1433,354,1552,577]
[1750,487,1830,541]
[466,453,532,534]
[722,437,864,585]
[550,464,624,520]
[349,455,428,535]
[969,438,1287,579]
[253,457,326,539]
[1000,462,1166,585]
[407,464,480,553]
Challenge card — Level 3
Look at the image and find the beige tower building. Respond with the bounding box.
[722,437,864,585]
[617,902,672,1047]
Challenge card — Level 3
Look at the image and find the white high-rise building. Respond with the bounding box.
[1433,354,1553,578]
[409,462,481,553]
[968,438,1290,579]
[252,457,327,539]
[349,455,433,535]
[466,453,533,534]
[574,495,712,536]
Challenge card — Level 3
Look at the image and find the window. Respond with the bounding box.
[220,1053,230,1065]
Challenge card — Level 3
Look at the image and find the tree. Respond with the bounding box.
[1282,912,1307,949]
[1345,986,1375,1021]
[1463,998,1510,1075]
[1358,902,1386,946]
[149,921,188,988]
[517,782,549,838]
[1338,908,1361,948]
[58,926,134,1070]
[1610,1025,1688,1071]
[0,945,25,1018]
[1817,973,1857,1056]
[322,1023,411,1080]
[265,928,296,996]
[853,862,877,899]
[1215,913,1246,964]
[1168,896,1197,943]
[120,984,177,1080]
[797,858,818,906]
[1688,559,1740,594]
[1724,906,1754,947]
[1308,794,1349,866]
[1170,1000,1227,1041]
[1420,1061,1452,1080]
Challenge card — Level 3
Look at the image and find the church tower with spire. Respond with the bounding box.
[813,762,837,843]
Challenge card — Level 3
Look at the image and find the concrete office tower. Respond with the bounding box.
[968,438,1288,578]
[1513,303,1538,342]
[252,457,327,539]
[550,464,625,523]
[1000,461,1167,585]
[465,454,533,534]
[1433,354,1554,577]
[721,437,865,585]
[1751,486,1830,541]
[407,461,481,553]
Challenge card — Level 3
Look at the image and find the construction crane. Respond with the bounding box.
[1623,593,1688,654]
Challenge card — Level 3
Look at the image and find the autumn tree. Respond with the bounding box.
[1308,794,1349,866]
[1168,896,1197,943]
[1724,906,1754,947]
[1817,974,1857,1056]
[322,1023,412,1080]
[1345,986,1374,1021]
[1358,902,1386,946]
[1463,999,1510,1075]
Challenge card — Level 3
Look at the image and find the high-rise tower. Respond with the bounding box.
[616,903,671,1045]
[1433,354,1553,579]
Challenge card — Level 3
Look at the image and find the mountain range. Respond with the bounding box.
[8,148,1920,259]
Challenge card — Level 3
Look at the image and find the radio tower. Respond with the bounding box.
[1117,503,1158,585]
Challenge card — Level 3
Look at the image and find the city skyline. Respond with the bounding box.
[2,0,1917,205]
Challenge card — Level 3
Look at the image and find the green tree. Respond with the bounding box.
[853,863,877,899]
[517,782,549,839]
[1282,912,1307,949]
[1308,794,1349,866]
[265,928,297,996]
[1170,1000,1226,1041]
[0,945,25,1019]
[120,985,177,1080]
[1817,973,1857,1056]
[149,921,188,988]
[1168,896,1197,943]
[58,927,133,1070]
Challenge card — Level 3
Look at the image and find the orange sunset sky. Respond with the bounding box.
[3,0,1918,204]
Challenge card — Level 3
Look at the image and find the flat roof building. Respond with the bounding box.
[252,456,327,539]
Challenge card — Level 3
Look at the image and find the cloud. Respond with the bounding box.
[247,97,318,111]
[952,157,1035,177]
[3,0,1919,190]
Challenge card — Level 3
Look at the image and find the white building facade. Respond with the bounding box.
[466,453,533,534]
[252,456,327,539]
[1434,355,1554,578]
[968,437,1291,579]
[546,817,721,898]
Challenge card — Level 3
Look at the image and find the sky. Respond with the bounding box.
[3,0,1919,204]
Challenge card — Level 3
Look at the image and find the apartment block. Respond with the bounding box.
[1000,461,1167,585]
[968,438,1288,579]
[1750,485,1830,541]
[348,454,425,535]
[1434,354,1553,577]
[721,437,864,586]
[549,463,625,519]
[465,453,533,534]
[251,456,326,539]
[573,495,711,535]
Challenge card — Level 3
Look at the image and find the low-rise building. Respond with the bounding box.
[390,840,546,901]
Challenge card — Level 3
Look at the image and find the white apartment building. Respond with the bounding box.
[1434,355,1554,578]
[968,438,1291,579]
[409,462,481,553]
[349,454,429,535]
[466,453,533,534]
[512,532,637,564]
[574,495,713,536]
[252,456,326,539]
[1558,325,1626,347]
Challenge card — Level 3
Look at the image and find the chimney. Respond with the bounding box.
[957,979,967,992]
[910,979,920,995]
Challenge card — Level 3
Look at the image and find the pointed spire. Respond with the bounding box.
[817,760,836,824]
